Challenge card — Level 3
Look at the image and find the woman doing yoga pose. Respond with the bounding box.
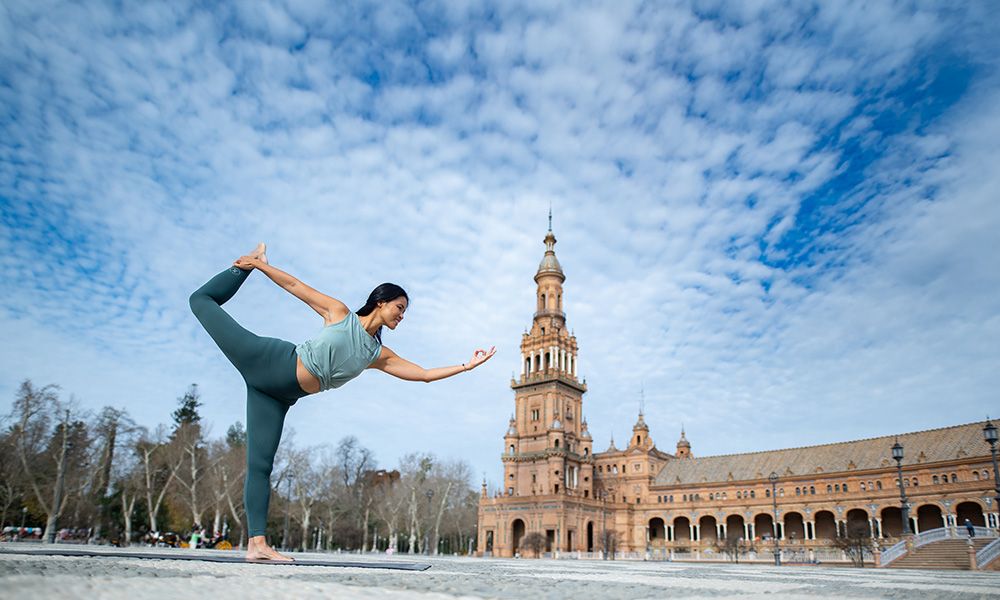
[189,243,495,561]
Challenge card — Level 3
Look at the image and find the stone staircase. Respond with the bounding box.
[889,538,992,570]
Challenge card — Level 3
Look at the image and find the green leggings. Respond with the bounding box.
[189,267,307,537]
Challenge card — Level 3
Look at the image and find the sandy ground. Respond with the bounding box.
[2,544,1000,600]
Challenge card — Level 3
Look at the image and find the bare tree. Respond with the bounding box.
[520,532,547,558]
[7,381,87,543]
[136,425,184,533]
[833,522,875,567]
[89,407,134,542]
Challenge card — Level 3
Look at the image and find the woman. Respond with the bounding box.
[189,243,495,561]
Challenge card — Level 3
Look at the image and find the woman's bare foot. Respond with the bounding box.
[250,242,268,265]
[245,536,293,561]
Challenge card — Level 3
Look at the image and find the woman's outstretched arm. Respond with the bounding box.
[371,346,496,382]
[233,255,349,323]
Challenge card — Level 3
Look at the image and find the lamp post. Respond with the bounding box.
[983,419,1000,530]
[891,439,911,535]
[769,472,780,566]
[425,489,434,555]
[20,506,27,533]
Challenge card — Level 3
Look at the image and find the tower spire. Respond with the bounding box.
[548,203,553,232]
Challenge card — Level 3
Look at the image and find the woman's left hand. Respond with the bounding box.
[466,346,496,371]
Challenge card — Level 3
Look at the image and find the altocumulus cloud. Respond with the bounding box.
[1,0,998,486]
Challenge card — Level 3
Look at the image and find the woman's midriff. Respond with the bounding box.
[295,357,321,395]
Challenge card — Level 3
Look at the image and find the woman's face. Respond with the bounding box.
[380,296,408,330]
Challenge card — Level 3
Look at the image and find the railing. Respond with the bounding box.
[881,527,998,566]
[881,539,908,565]
[977,538,1000,570]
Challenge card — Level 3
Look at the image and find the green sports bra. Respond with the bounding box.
[295,312,382,391]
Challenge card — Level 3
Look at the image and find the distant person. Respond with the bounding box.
[189,243,495,561]
[965,519,975,537]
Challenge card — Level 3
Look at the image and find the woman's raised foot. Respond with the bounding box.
[250,242,268,265]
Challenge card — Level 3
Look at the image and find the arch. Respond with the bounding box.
[673,516,691,542]
[699,515,718,543]
[586,521,594,552]
[649,518,666,542]
[511,519,526,556]
[726,515,745,541]
[917,504,944,531]
[880,506,903,538]
[784,512,805,541]
[846,508,870,537]
[957,501,986,527]
[754,514,774,541]
[814,510,837,540]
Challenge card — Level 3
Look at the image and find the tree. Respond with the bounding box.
[169,385,211,528]
[136,425,184,533]
[171,384,202,427]
[520,532,547,558]
[833,522,875,567]
[7,381,87,543]
[89,407,134,542]
[715,532,752,563]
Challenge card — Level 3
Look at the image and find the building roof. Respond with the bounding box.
[652,422,992,487]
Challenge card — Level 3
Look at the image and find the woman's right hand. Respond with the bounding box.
[232,255,260,270]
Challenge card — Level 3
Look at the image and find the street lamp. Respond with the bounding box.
[425,489,434,555]
[768,472,780,566]
[983,419,1000,530]
[891,439,911,535]
[20,507,27,532]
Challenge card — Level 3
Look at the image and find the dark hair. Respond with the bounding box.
[356,283,409,343]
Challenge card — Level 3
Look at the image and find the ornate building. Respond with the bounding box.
[476,223,1000,559]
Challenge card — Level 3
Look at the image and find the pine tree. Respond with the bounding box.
[171,384,202,427]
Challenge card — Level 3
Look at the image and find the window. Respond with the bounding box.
[951,473,958,483]
[509,445,515,454]
[658,496,662,503]
[669,495,674,503]
[531,409,540,421]
[532,474,536,483]
[709,493,714,500]
[827,484,833,493]
[763,489,768,498]
[612,466,618,474]
[554,484,559,493]
[810,486,815,495]
[795,487,801,496]
[634,464,641,472]
[843,483,848,492]
[637,435,642,445]
[860,482,866,491]
[509,473,514,480]
[683,494,688,502]
[584,448,590,457]
[876,481,882,490]
[974,471,981,481]
[598,466,603,473]
[911,478,918,487]
[555,439,560,448]
[722,492,727,499]
[507,487,513,495]
[750,490,755,498]
[779,488,784,497]
[834,484,840,492]
[584,490,589,498]
[933,475,939,484]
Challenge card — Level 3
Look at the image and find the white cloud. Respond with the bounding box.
[1,0,997,487]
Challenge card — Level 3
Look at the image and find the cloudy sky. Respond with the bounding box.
[2,0,998,489]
